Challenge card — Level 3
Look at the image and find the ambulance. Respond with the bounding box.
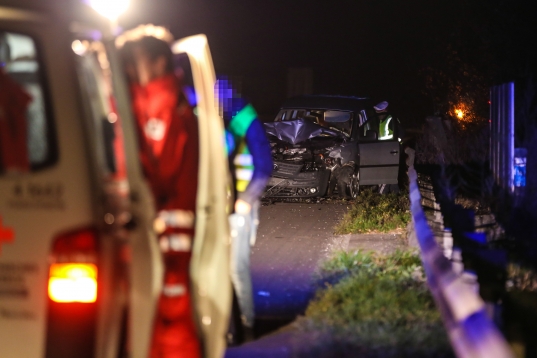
[0,1,231,357]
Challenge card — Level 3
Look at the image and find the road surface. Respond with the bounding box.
[252,201,349,319]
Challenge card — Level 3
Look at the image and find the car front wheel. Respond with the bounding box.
[338,167,359,199]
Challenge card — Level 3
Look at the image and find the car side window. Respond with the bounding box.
[0,31,57,175]
[359,111,379,141]
[359,110,396,142]
[274,110,287,121]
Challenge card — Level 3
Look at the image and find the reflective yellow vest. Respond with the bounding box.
[379,114,393,140]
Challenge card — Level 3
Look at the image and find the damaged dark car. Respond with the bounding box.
[264,95,401,199]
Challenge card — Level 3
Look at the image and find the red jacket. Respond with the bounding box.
[0,69,31,173]
[131,74,199,214]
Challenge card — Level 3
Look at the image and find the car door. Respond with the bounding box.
[358,111,400,185]
[171,34,232,358]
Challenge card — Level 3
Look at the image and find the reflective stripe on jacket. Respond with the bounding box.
[226,104,257,193]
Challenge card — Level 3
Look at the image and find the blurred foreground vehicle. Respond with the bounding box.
[264,95,402,199]
[0,2,230,357]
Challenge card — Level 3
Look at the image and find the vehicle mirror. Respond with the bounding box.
[324,110,352,123]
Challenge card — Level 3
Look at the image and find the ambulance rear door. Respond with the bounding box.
[103,34,164,358]
[70,32,135,358]
[171,35,232,358]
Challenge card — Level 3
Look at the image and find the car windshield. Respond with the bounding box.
[274,108,353,136]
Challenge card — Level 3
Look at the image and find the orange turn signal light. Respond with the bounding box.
[48,263,97,303]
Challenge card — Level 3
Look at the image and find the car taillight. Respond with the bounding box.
[48,228,98,303]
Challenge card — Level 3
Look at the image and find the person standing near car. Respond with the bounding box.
[126,35,201,358]
[374,100,405,143]
[375,101,394,140]
[216,77,273,342]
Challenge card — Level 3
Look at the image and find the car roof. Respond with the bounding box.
[280,95,372,112]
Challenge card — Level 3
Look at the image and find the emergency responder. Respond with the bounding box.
[375,101,394,140]
[127,35,201,358]
[375,100,405,143]
[216,77,273,343]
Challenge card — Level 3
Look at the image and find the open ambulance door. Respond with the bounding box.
[106,33,232,358]
[171,35,232,358]
[105,41,163,358]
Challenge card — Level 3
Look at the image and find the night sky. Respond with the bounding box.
[120,0,537,127]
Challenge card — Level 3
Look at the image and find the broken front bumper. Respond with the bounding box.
[264,161,330,198]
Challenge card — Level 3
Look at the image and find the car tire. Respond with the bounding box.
[338,167,359,199]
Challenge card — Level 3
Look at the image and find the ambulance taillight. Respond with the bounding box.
[48,228,98,303]
[48,263,97,303]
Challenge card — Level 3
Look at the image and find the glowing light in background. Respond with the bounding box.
[87,0,130,21]
[455,109,465,119]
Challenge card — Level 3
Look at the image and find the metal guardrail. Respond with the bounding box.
[407,157,514,358]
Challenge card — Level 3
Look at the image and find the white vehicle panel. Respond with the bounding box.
[0,18,95,358]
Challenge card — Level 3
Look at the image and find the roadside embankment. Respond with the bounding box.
[295,250,454,357]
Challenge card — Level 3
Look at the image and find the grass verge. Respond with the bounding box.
[299,250,453,358]
[335,189,411,235]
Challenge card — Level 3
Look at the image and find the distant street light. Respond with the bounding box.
[455,109,464,119]
[87,0,130,21]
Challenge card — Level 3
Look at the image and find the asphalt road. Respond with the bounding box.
[251,201,349,319]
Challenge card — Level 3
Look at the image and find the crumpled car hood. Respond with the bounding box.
[264,118,345,145]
